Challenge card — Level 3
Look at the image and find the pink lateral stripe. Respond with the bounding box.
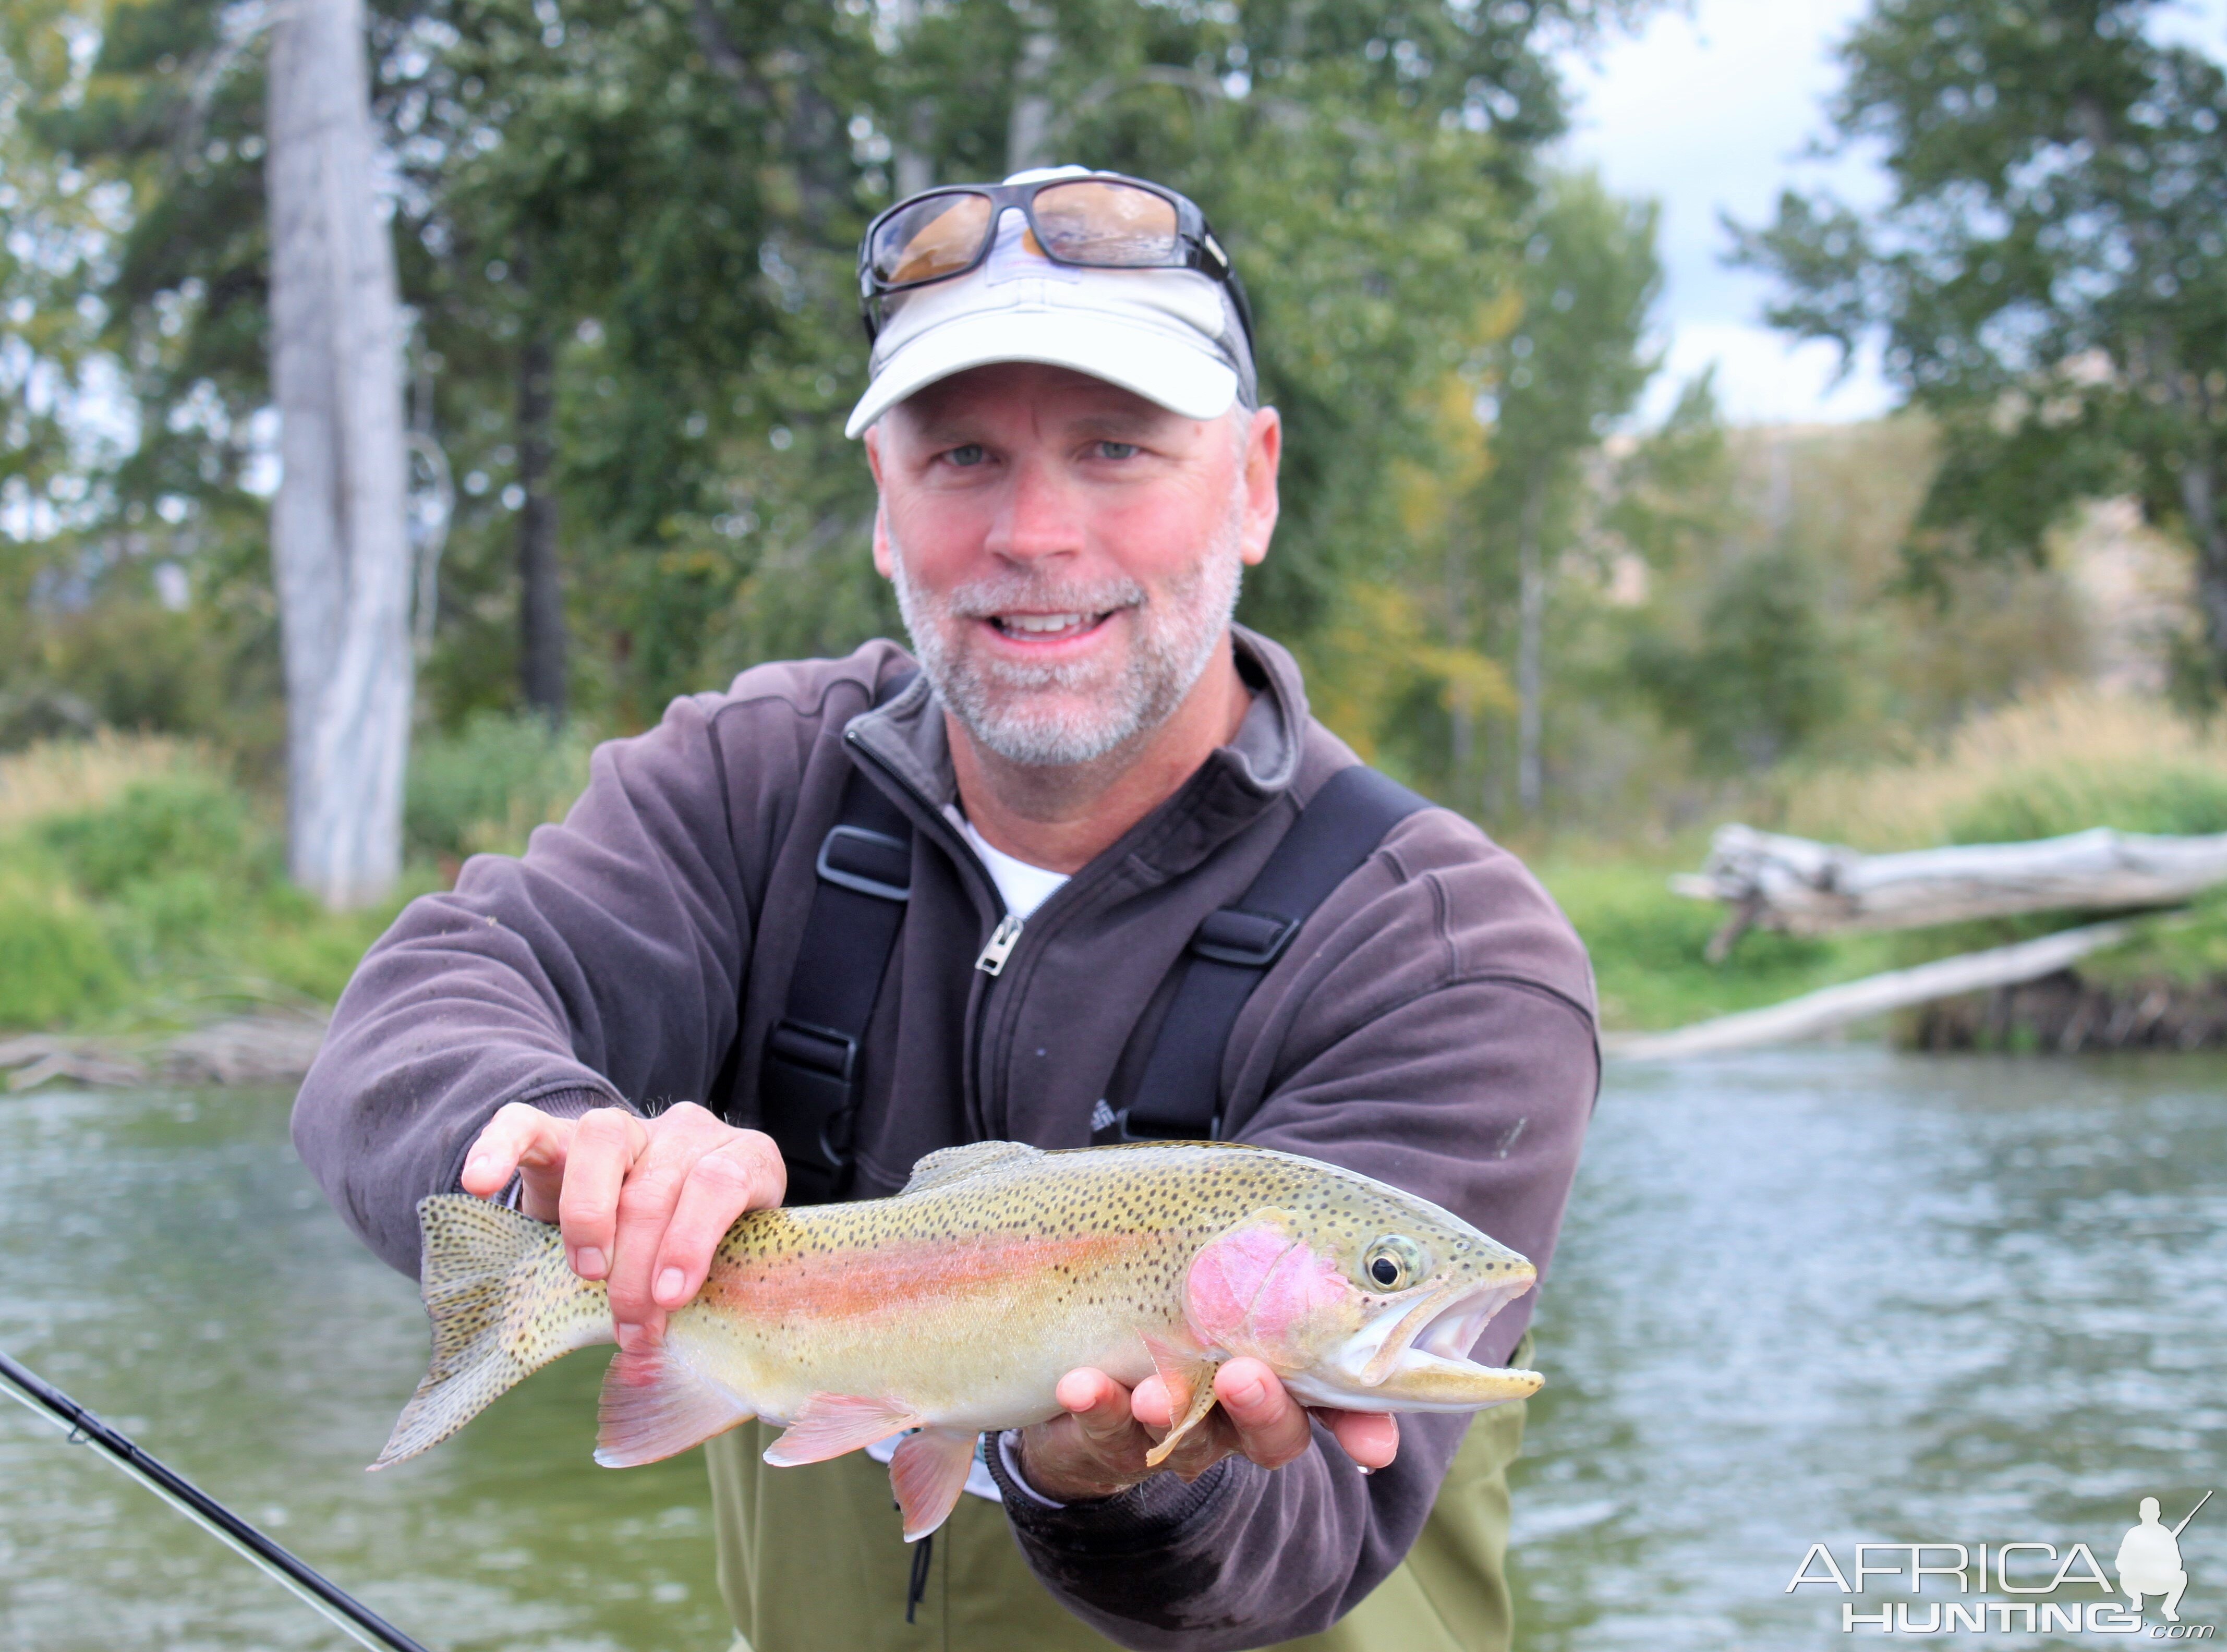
[707,1230,1139,1323]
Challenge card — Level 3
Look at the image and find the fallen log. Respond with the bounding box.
[1674,822,2227,956]
[0,1011,329,1092]
[1605,917,2139,1061]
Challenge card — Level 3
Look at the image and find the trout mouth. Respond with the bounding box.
[1360,1276,1533,1386]
[1282,1271,1536,1411]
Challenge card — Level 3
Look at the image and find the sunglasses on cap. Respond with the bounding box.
[856,172,1255,349]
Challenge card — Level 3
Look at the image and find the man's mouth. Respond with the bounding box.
[986,611,1114,641]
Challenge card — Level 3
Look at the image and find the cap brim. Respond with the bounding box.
[845,310,1240,439]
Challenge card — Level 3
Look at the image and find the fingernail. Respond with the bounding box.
[465,1154,491,1181]
[655,1267,685,1305]
[1228,1377,1265,1409]
[1358,1464,1374,1476]
[575,1246,606,1278]
[615,1321,645,1352]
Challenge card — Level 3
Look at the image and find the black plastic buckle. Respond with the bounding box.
[1105,1103,1219,1144]
[763,1019,861,1169]
[816,825,911,903]
[1189,906,1299,969]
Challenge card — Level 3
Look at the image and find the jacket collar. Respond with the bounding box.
[846,623,1312,876]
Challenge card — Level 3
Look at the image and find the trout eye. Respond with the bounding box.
[1361,1235,1427,1293]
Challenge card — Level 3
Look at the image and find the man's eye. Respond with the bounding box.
[1094,441,1140,460]
[943,444,986,467]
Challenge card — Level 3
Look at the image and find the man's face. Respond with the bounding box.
[865,362,1279,768]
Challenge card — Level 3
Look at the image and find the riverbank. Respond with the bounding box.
[5,686,2226,1053]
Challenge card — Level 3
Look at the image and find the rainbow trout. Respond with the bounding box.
[373,1139,1541,1539]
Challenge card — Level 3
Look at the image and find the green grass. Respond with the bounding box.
[0,763,429,1033]
[1534,856,1903,1033]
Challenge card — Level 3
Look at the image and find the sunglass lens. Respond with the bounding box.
[872,192,995,287]
[1032,181,1180,267]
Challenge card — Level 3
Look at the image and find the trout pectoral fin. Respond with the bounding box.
[1140,1334,1221,1469]
[764,1393,922,1466]
[890,1427,977,1542]
[594,1342,755,1468]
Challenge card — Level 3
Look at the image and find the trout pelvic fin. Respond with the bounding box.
[1140,1333,1222,1469]
[763,1393,921,1466]
[595,1341,755,1468]
[372,1195,611,1471]
[890,1427,978,1542]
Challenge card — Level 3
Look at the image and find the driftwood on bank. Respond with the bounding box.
[1607,918,2138,1061]
[0,1012,329,1093]
[1674,822,2227,958]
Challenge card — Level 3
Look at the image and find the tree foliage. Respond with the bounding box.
[7,0,1660,743]
[1734,0,2227,691]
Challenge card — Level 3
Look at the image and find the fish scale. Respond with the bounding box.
[372,1138,1542,1541]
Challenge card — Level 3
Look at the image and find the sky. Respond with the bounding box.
[1554,0,2227,427]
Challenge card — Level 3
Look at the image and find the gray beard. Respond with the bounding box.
[888,517,1244,769]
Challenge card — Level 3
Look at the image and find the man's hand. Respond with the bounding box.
[1015,1358,1399,1501]
[459,1100,785,1351]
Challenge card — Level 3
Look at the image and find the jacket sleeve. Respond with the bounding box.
[290,682,812,1277]
[986,822,1599,1650]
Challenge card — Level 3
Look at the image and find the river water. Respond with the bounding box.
[1,1050,2220,1650]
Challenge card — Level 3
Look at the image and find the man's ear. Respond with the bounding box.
[1240,406,1282,568]
[865,427,895,578]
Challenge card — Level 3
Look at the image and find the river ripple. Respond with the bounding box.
[1,1050,2220,1649]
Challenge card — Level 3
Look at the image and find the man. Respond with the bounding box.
[294,165,1597,1651]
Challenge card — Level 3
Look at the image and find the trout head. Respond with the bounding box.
[1182,1185,1541,1414]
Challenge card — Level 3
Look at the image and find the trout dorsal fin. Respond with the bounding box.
[899,1140,1042,1195]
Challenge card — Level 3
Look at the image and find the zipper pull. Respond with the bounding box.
[975,913,1023,976]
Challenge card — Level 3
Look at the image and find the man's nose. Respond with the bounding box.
[985,457,1084,564]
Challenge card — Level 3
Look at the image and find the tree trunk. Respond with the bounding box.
[515,325,566,720]
[1516,468,1546,816]
[1006,11,1058,174]
[891,0,934,197]
[1673,822,2227,936]
[265,0,414,908]
[2173,442,2227,687]
[1445,538,1475,815]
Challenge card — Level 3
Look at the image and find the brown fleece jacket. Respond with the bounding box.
[292,625,1598,1651]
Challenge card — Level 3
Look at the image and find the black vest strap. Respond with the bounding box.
[1099,763,1431,1145]
[758,692,916,1205]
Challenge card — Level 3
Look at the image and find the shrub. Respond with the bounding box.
[0,876,126,1026]
[1779,686,2227,849]
[1946,764,2227,844]
[407,712,595,861]
[39,772,263,898]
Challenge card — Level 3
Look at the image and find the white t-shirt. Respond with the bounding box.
[959,818,1069,918]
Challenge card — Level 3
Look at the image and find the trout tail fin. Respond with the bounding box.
[370,1194,611,1470]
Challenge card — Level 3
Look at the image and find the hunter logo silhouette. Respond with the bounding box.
[2118,1491,2211,1623]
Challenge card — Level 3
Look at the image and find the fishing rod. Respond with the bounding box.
[0,1349,435,1652]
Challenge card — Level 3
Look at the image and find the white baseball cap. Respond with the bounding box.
[844,166,1258,439]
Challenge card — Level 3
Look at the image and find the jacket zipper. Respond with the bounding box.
[844,733,1018,1136]
[975,913,1023,976]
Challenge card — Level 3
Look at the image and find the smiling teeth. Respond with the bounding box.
[998,613,1091,635]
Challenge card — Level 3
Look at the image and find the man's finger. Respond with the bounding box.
[1127,1372,1175,1432]
[460,1101,565,1199]
[1056,1367,1139,1451]
[1320,1409,1399,1471]
[651,1133,783,1308]
[556,1107,647,1281]
[1214,1358,1314,1471]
